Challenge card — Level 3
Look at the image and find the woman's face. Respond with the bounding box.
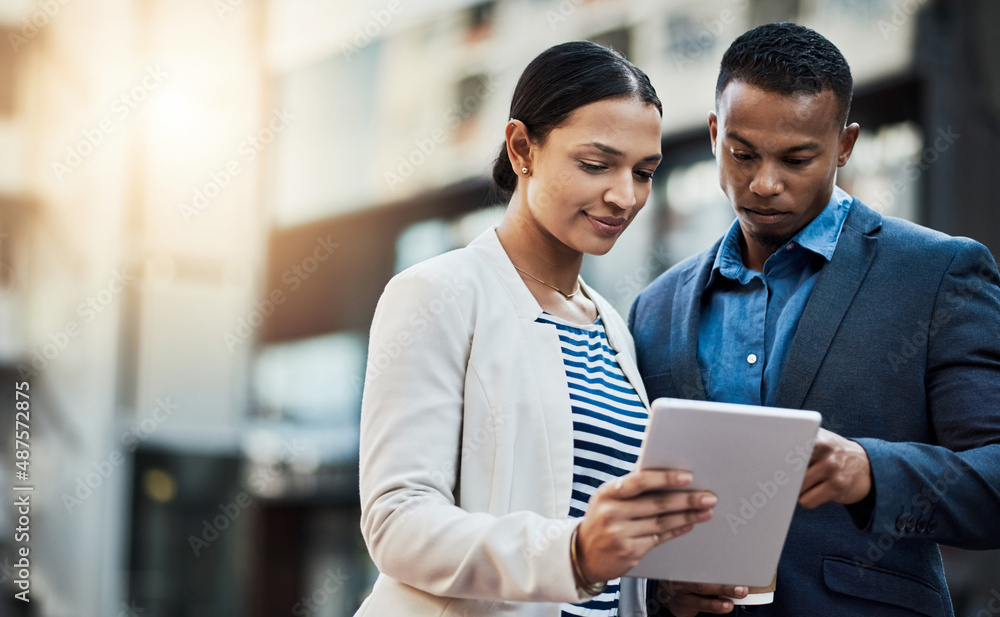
[523,97,662,256]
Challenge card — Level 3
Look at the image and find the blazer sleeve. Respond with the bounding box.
[853,240,1000,549]
[358,266,585,603]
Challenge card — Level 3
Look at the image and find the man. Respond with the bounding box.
[629,22,1000,617]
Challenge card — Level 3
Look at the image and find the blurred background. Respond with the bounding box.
[0,0,997,615]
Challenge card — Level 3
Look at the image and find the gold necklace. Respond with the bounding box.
[513,264,581,299]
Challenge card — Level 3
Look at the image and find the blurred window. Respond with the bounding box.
[839,121,923,222]
[394,205,504,274]
[454,73,492,140]
[750,0,802,24]
[662,158,735,267]
[0,27,16,117]
[270,43,382,226]
[467,1,496,40]
[591,26,631,59]
[394,218,452,274]
[253,332,365,430]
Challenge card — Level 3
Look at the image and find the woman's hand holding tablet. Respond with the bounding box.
[574,469,718,586]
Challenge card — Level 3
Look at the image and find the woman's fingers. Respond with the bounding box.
[611,469,693,499]
[621,488,717,520]
[591,470,717,542]
[575,470,716,582]
[605,470,716,519]
[628,507,714,539]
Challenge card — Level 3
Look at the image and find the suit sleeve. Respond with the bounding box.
[628,294,639,335]
[358,268,585,603]
[853,240,1000,548]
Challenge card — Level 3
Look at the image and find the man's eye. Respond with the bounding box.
[732,152,753,161]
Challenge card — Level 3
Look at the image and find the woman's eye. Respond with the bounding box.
[580,162,607,172]
[634,170,655,182]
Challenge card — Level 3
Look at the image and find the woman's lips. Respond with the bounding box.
[588,214,627,235]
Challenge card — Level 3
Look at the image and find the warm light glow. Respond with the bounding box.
[147,85,215,153]
[143,468,178,503]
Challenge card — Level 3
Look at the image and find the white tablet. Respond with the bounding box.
[626,398,822,586]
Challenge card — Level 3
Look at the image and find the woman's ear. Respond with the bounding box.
[505,120,533,176]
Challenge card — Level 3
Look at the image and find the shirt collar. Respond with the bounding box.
[793,185,853,261]
[707,186,854,287]
[708,219,754,286]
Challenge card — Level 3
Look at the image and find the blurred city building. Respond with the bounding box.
[0,0,996,616]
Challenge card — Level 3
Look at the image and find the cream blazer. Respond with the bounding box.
[356,228,651,617]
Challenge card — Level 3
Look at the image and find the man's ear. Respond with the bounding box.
[708,111,719,157]
[505,120,533,175]
[838,122,861,167]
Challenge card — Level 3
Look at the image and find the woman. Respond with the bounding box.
[356,42,743,617]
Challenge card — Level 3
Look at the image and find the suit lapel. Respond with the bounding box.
[670,245,719,401]
[775,201,882,409]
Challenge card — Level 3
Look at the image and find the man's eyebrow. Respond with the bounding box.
[581,141,662,162]
[784,141,822,153]
[726,131,821,153]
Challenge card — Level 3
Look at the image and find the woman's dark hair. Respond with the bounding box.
[717,23,853,128]
[491,41,662,200]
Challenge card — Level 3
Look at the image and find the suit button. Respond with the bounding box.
[928,520,938,533]
[917,519,928,533]
[895,515,908,530]
[905,518,916,532]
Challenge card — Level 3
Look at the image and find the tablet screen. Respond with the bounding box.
[626,398,822,586]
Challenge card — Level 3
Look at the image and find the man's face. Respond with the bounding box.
[709,81,858,262]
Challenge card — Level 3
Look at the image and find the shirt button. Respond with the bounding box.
[786,242,797,250]
[747,354,758,365]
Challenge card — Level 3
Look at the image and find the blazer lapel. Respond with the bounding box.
[670,245,718,402]
[468,227,546,320]
[615,350,650,408]
[775,200,882,410]
[584,280,652,408]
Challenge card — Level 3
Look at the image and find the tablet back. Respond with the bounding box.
[626,398,822,586]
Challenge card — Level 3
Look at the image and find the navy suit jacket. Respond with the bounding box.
[629,199,1000,616]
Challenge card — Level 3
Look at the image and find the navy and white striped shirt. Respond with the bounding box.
[536,312,648,617]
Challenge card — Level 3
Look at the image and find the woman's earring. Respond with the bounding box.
[521,167,529,174]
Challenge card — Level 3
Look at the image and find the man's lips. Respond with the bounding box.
[740,207,790,224]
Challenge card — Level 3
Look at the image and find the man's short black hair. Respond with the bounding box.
[716,22,853,128]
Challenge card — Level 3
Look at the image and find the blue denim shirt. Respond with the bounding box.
[697,187,854,406]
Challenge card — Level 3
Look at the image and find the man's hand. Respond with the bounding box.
[655,581,748,616]
[799,428,872,508]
